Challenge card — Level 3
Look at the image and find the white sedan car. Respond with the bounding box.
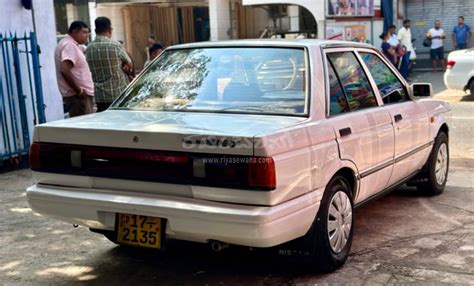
[444,48,474,94]
[27,40,450,272]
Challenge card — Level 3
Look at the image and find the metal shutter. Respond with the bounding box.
[406,0,474,55]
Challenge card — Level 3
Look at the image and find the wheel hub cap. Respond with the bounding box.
[435,143,448,185]
[328,191,352,254]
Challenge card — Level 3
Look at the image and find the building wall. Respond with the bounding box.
[95,4,127,44]
[0,0,63,123]
[243,0,325,37]
[210,0,231,40]
[406,0,474,57]
[254,6,269,36]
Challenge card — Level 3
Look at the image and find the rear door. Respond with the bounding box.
[358,50,430,187]
[324,49,394,204]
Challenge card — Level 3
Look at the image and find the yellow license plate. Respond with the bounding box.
[117,213,162,249]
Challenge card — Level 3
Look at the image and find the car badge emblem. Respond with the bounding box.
[133,136,139,143]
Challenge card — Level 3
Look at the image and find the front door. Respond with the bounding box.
[358,51,430,187]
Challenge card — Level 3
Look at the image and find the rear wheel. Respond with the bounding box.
[469,80,474,96]
[311,175,354,272]
[417,132,449,195]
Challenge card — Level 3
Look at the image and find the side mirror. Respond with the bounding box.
[410,83,433,98]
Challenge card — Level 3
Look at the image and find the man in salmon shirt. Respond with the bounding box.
[54,21,94,117]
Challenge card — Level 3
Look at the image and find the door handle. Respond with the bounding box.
[339,127,352,137]
[394,114,403,122]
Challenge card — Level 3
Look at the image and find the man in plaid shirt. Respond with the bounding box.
[86,17,132,112]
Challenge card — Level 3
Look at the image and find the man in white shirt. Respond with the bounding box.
[388,25,401,67]
[427,20,446,72]
[398,20,412,79]
[388,25,399,47]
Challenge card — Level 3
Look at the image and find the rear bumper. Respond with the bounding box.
[443,71,468,90]
[26,184,321,247]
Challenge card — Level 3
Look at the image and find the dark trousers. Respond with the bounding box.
[96,102,112,112]
[399,51,411,80]
[64,95,93,117]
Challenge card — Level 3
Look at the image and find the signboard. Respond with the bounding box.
[326,22,372,43]
[327,0,375,17]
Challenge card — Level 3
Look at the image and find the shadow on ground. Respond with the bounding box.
[460,93,474,102]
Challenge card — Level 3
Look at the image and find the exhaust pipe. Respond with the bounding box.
[210,240,229,252]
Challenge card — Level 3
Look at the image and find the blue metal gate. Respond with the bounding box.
[0,32,45,163]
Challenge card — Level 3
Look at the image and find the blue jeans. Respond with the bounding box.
[400,51,411,79]
[456,43,467,50]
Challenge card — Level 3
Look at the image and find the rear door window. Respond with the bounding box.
[327,62,350,116]
[327,52,378,112]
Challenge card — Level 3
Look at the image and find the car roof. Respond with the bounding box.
[166,39,375,50]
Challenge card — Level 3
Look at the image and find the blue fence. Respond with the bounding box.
[0,32,45,162]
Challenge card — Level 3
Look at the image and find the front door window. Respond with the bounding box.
[359,52,408,104]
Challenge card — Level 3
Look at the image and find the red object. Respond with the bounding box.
[446,60,456,69]
[248,157,276,189]
[28,142,276,190]
[84,146,189,164]
[29,143,41,169]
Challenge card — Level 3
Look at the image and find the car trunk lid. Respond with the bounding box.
[35,110,306,156]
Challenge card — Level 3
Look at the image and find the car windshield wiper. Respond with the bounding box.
[109,107,131,110]
[218,105,266,112]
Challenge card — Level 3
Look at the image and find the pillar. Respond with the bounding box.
[209,0,231,41]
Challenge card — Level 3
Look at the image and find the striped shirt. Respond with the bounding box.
[86,36,131,103]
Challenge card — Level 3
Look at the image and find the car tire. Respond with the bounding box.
[311,175,354,272]
[417,132,449,195]
[469,80,474,96]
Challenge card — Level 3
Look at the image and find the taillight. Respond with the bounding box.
[29,143,41,169]
[248,157,276,189]
[194,156,276,190]
[447,60,456,69]
[27,142,276,191]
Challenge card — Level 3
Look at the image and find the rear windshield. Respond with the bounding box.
[114,47,308,116]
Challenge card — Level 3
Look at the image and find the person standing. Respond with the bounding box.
[397,19,412,80]
[380,32,398,66]
[388,25,399,48]
[54,21,94,117]
[427,20,446,72]
[452,16,471,50]
[86,17,132,112]
[144,43,164,68]
[145,34,157,62]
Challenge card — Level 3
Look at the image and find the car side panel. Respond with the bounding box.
[385,101,431,186]
[254,119,339,205]
[330,109,395,203]
[422,99,450,139]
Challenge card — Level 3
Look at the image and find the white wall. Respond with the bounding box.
[253,6,269,36]
[243,0,325,38]
[210,0,231,40]
[373,20,384,49]
[95,4,127,44]
[288,5,299,32]
[0,0,63,125]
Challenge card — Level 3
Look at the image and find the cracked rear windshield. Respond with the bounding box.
[115,47,308,115]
